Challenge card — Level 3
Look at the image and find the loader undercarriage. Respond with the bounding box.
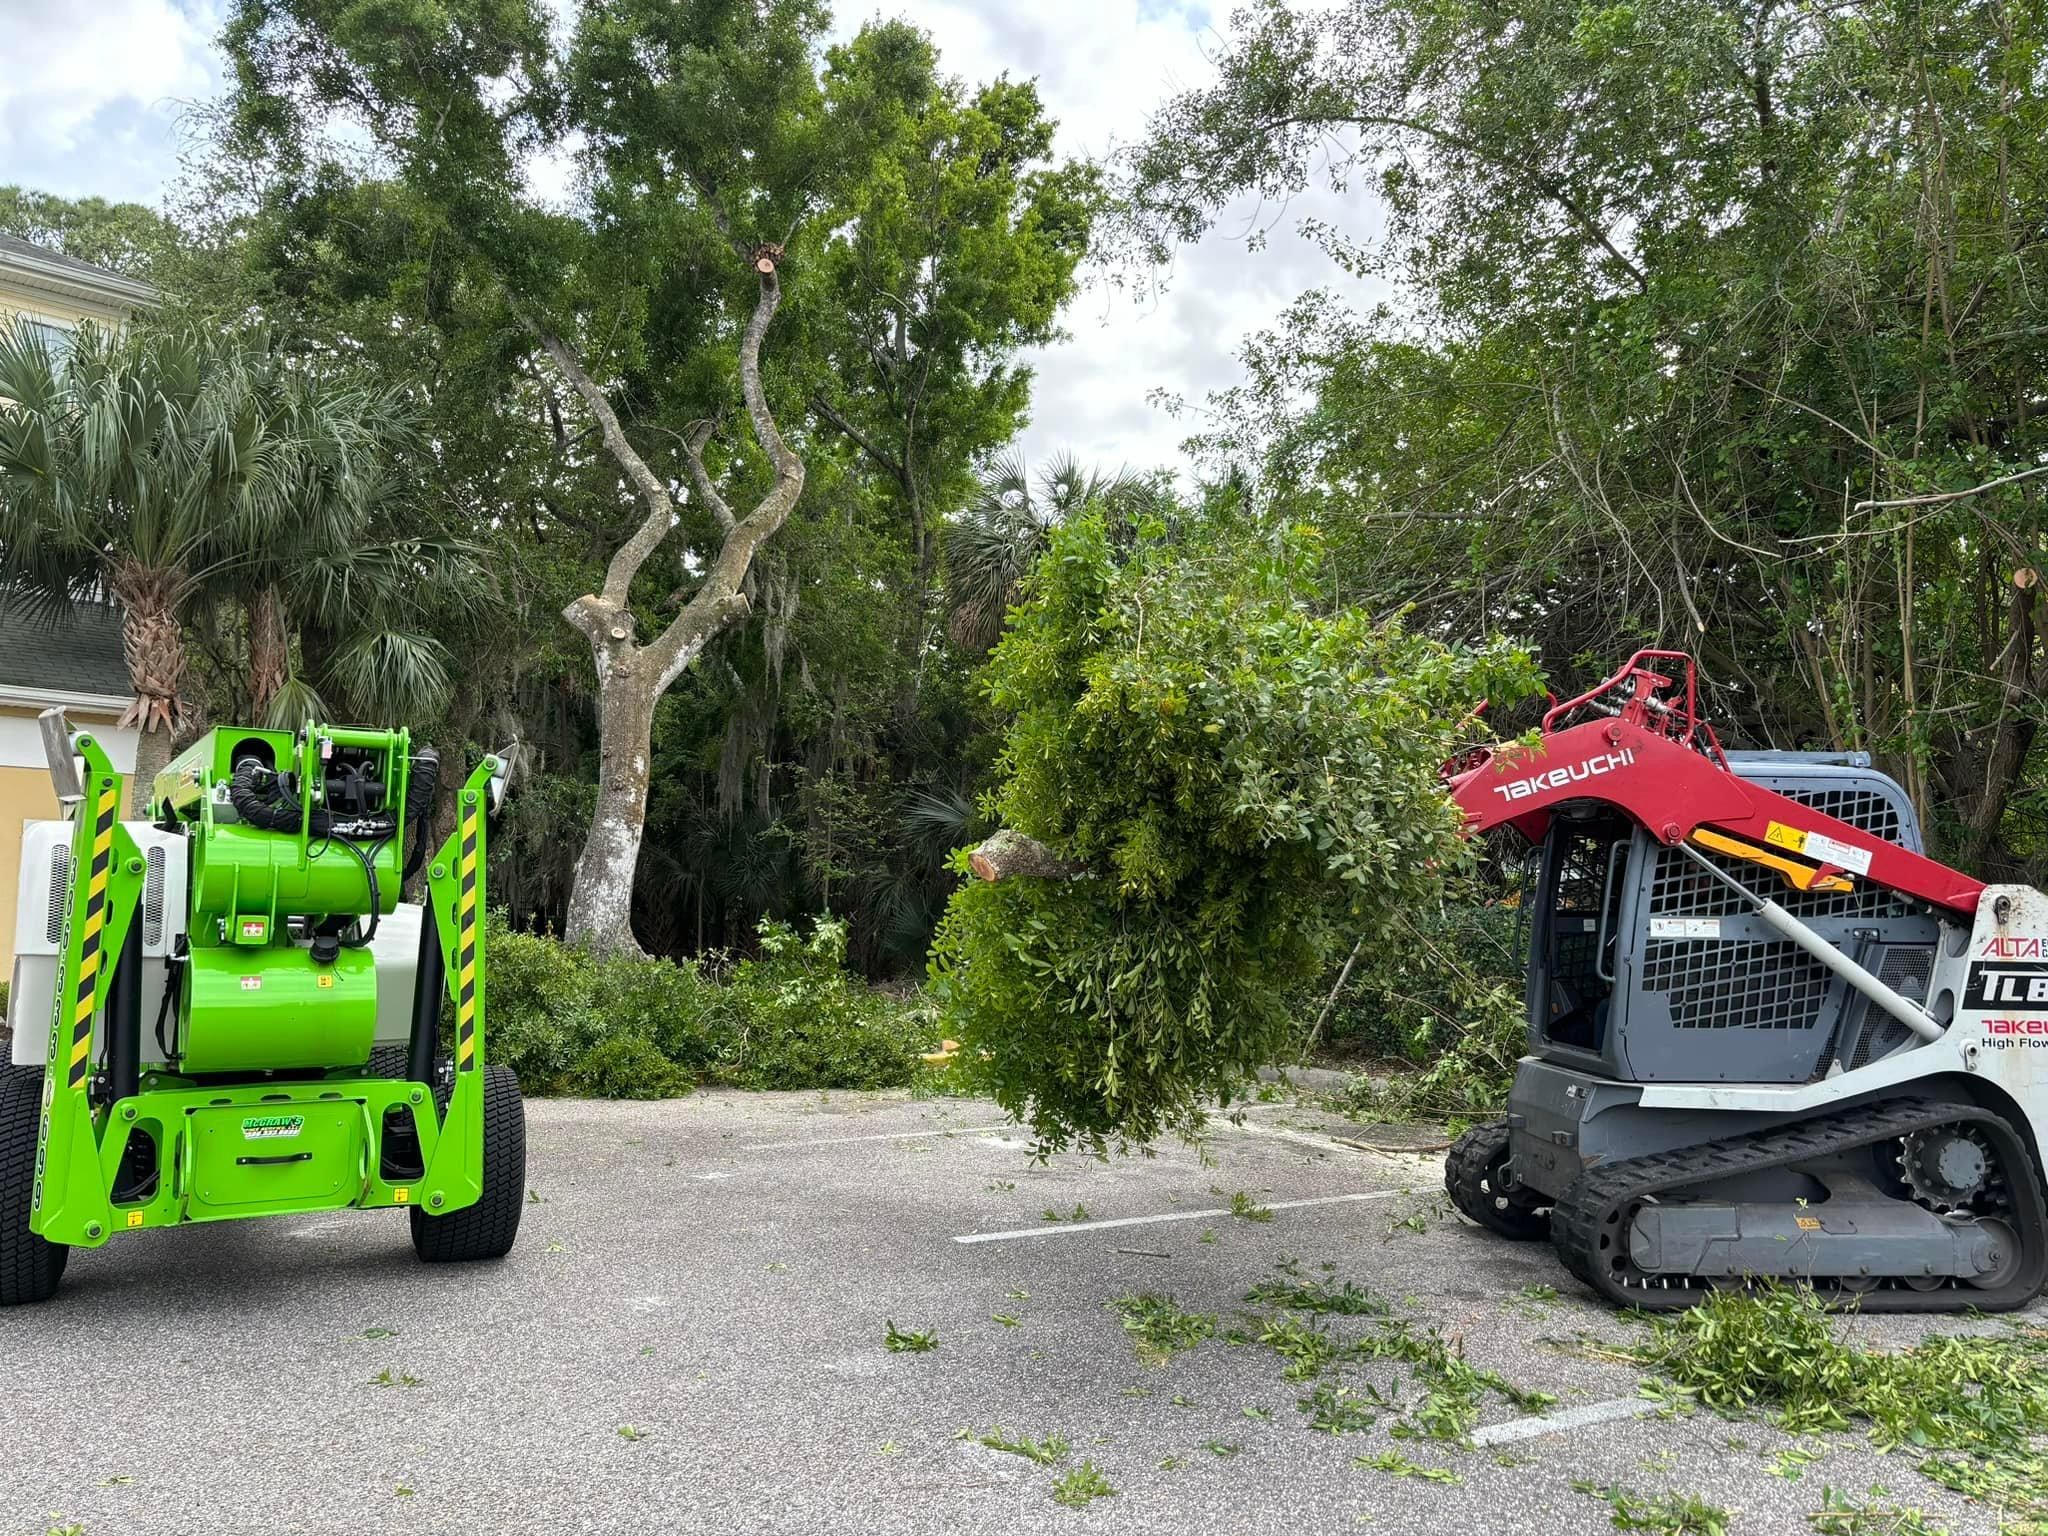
[1452,1102,2047,1309]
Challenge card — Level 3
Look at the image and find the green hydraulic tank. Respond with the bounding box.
[190,822,403,926]
[179,944,378,1072]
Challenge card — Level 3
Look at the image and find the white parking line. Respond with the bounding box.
[742,1124,1015,1152]
[953,1190,1401,1244]
[1469,1396,1660,1446]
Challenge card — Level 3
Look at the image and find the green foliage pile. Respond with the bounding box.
[1223,1257,1553,1443]
[486,913,933,1097]
[1631,1284,2048,1529]
[930,508,1537,1151]
[1570,1483,1729,1536]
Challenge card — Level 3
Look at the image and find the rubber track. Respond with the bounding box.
[1445,1120,1550,1240]
[1550,1096,2048,1313]
[410,1063,525,1263]
[0,1065,68,1305]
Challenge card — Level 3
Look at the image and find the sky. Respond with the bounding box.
[0,0,1379,477]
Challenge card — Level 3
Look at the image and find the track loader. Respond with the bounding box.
[1442,651,2047,1310]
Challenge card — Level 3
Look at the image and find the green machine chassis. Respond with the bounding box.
[19,726,514,1265]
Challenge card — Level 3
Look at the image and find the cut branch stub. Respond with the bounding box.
[752,242,784,274]
[968,829,1089,883]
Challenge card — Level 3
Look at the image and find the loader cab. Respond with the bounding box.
[1523,753,1943,1085]
[1525,808,1633,1058]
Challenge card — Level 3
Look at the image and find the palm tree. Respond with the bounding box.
[0,320,462,787]
[943,450,1157,653]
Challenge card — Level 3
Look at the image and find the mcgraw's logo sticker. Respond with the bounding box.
[241,1114,304,1141]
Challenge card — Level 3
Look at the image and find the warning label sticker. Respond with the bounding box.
[1802,831,1872,876]
[1650,917,1723,939]
[1763,822,1873,876]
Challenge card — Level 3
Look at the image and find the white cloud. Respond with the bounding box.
[847,0,1383,479]
[0,0,224,199]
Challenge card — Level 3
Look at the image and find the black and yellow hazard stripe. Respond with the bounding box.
[454,796,479,1071]
[68,782,119,1088]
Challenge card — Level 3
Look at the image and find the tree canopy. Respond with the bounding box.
[200,0,1100,955]
[1125,0,2048,874]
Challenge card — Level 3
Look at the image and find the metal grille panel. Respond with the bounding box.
[1846,944,1934,1069]
[1641,938,1833,1030]
[1550,832,1610,986]
[1640,782,1912,1034]
[143,845,166,950]
[45,845,70,943]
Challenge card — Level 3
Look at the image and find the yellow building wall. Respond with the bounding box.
[0,764,64,978]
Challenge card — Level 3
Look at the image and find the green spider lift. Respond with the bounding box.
[0,714,526,1305]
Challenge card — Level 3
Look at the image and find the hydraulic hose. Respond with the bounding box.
[229,759,404,841]
[402,749,439,882]
[231,758,406,948]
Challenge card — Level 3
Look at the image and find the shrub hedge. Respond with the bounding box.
[485,913,936,1098]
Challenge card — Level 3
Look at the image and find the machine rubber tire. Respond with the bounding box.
[409,1064,525,1263]
[367,1046,410,1079]
[1446,1120,1551,1241]
[0,1065,68,1305]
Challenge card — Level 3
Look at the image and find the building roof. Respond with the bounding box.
[0,599,133,704]
[0,233,158,310]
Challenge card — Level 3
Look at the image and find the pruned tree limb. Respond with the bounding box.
[646,262,805,689]
[810,391,907,483]
[529,325,676,609]
[1853,462,2048,513]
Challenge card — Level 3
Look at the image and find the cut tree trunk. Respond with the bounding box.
[130,724,173,808]
[559,653,661,957]
[543,250,804,959]
[110,565,190,805]
[968,829,1088,883]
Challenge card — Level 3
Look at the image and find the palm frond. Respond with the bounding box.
[320,630,453,722]
[265,674,329,732]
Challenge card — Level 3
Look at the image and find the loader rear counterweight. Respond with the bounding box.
[1440,650,2048,1311]
[0,715,525,1305]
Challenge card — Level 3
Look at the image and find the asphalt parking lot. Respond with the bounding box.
[2,1088,2038,1536]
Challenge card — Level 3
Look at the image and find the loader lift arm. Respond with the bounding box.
[1441,650,1985,918]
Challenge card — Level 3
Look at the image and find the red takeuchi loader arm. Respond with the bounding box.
[1442,651,1984,918]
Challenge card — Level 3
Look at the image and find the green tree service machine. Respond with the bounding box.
[1,713,525,1304]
